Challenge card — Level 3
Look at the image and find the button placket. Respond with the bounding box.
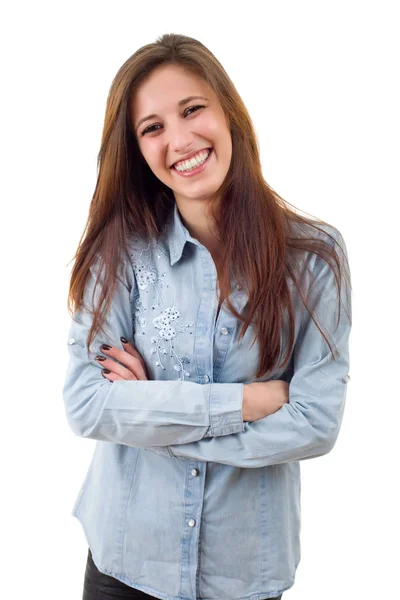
[195,248,217,385]
[186,464,201,533]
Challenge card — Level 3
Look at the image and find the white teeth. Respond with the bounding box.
[174,149,210,172]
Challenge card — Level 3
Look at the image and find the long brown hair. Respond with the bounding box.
[67,33,351,379]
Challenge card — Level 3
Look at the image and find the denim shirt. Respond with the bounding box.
[62,203,351,600]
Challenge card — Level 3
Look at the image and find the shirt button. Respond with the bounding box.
[191,468,199,477]
[203,375,210,383]
[68,338,76,345]
[220,327,229,336]
[188,519,196,527]
[343,374,351,383]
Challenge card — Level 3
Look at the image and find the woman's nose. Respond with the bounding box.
[167,120,195,152]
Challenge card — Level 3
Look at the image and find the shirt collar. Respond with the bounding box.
[165,203,247,296]
[166,203,194,266]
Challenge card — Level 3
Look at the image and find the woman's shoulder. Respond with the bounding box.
[288,217,344,246]
[287,217,347,264]
[286,217,349,285]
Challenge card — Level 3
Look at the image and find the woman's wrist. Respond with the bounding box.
[242,384,252,422]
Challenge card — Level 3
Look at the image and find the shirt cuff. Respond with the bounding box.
[208,383,245,437]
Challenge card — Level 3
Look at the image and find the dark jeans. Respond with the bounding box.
[83,547,283,600]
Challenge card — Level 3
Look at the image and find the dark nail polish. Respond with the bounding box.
[96,355,106,362]
[101,344,112,351]
[120,337,128,344]
[102,368,111,374]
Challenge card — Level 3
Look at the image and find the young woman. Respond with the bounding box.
[63,33,352,600]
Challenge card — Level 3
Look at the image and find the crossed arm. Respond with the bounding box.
[63,233,351,468]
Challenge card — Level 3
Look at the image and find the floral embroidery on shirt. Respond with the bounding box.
[133,297,147,335]
[130,240,194,380]
[151,307,193,380]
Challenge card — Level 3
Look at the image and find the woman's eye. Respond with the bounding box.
[141,105,205,136]
[141,124,161,136]
[184,104,205,117]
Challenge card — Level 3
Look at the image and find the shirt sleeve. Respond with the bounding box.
[62,254,244,447]
[166,230,352,468]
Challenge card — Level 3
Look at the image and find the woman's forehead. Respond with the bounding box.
[133,65,213,106]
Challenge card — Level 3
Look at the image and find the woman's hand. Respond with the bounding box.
[95,337,149,381]
[242,380,289,422]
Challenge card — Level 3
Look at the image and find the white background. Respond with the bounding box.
[1,1,399,598]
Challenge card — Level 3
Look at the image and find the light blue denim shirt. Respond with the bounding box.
[63,203,351,600]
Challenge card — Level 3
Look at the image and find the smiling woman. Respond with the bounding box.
[63,32,351,600]
[131,63,232,213]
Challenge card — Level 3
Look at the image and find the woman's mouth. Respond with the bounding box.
[171,148,213,177]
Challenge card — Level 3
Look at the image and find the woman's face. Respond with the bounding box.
[131,63,232,209]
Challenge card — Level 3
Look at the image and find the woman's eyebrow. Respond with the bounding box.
[136,95,209,131]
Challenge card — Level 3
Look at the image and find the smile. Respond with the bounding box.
[172,148,213,177]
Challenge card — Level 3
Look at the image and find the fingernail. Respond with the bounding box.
[102,368,111,375]
[101,344,112,351]
[95,355,106,362]
[120,337,128,344]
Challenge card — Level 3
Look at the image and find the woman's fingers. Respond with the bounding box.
[97,359,138,381]
[100,368,135,382]
[120,338,149,378]
[96,341,148,381]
